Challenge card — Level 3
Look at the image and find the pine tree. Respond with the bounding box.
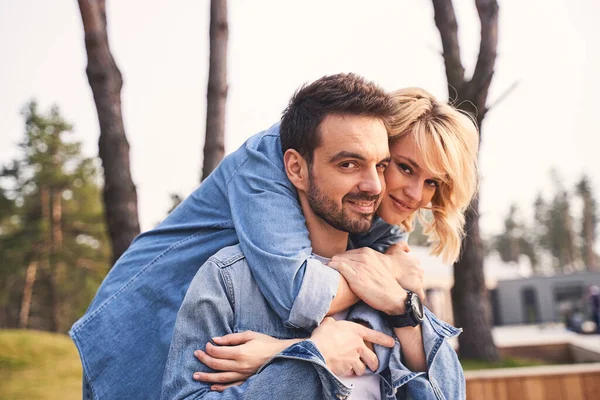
[0,101,110,332]
[576,175,598,271]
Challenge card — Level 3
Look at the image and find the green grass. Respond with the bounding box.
[0,329,82,400]
[0,328,555,398]
[461,356,549,371]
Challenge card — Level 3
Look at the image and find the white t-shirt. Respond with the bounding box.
[311,254,382,400]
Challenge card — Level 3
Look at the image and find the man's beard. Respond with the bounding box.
[306,174,379,234]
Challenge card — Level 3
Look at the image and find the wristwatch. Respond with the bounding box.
[384,291,424,328]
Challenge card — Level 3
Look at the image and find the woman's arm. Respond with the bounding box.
[192,331,302,391]
[227,128,350,330]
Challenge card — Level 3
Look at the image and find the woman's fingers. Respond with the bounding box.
[358,345,379,372]
[194,349,238,371]
[205,340,241,360]
[193,370,248,384]
[211,331,256,346]
[351,358,366,376]
[209,380,246,392]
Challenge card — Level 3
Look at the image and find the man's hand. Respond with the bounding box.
[310,317,395,376]
[386,242,425,299]
[192,331,301,392]
[328,248,408,315]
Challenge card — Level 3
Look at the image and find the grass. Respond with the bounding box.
[0,328,556,398]
[0,329,82,400]
[461,356,549,371]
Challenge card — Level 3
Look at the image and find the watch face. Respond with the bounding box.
[412,293,424,320]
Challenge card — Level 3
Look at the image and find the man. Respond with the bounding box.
[71,73,413,399]
[160,78,465,399]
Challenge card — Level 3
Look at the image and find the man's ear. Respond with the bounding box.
[283,149,309,192]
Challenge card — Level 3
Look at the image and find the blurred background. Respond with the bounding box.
[1,0,599,399]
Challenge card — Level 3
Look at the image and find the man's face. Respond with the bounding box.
[306,114,390,234]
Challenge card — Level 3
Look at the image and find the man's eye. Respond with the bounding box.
[376,163,388,171]
[340,162,358,169]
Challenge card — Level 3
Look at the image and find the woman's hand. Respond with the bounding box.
[329,248,408,315]
[310,317,395,376]
[385,242,425,299]
[192,331,301,392]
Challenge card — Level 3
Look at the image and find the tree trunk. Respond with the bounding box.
[18,261,38,329]
[451,197,499,359]
[78,0,140,263]
[202,0,228,181]
[432,0,500,361]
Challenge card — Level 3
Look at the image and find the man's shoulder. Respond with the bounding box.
[189,244,253,294]
[206,244,247,269]
[241,122,281,150]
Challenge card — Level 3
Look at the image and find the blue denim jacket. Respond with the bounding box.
[161,245,465,400]
[69,123,406,399]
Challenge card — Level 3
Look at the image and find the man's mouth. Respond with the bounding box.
[389,194,415,212]
[346,199,377,214]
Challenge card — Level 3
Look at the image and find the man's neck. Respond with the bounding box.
[299,198,348,258]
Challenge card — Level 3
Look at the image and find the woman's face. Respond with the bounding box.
[378,134,441,225]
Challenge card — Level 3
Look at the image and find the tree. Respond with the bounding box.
[431,0,500,361]
[201,0,228,181]
[576,175,598,271]
[495,204,521,263]
[493,204,538,270]
[0,102,110,332]
[78,0,140,263]
[547,189,579,270]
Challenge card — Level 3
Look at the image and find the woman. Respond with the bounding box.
[184,87,479,396]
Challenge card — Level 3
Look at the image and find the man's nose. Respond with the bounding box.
[357,167,384,195]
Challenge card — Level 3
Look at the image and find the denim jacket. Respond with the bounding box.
[160,245,465,400]
[69,123,406,399]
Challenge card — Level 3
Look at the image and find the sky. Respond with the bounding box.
[1,0,599,239]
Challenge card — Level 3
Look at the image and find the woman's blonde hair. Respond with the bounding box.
[388,88,480,264]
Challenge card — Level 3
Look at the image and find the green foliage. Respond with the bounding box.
[0,329,81,400]
[460,356,548,371]
[576,175,598,270]
[492,170,599,274]
[0,101,110,333]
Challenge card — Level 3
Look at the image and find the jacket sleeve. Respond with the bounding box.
[227,127,339,331]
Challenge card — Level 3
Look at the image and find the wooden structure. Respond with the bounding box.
[465,363,600,399]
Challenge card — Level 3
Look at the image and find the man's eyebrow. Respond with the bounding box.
[329,151,367,163]
[380,156,391,164]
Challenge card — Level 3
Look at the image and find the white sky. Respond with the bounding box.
[1,0,599,239]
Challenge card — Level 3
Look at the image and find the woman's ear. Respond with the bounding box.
[283,149,308,192]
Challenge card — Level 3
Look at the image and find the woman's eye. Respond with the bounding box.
[426,180,440,188]
[398,163,412,174]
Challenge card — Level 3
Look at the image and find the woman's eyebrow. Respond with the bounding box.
[395,155,420,170]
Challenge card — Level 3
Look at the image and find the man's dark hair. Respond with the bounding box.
[280,73,396,165]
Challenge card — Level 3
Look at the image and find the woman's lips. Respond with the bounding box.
[389,194,414,212]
